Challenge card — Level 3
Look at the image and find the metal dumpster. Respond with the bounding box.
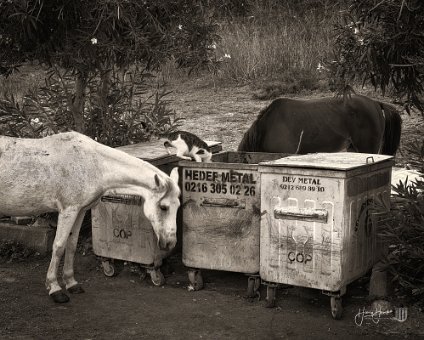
[180,151,288,296]
[92,138,222,285]
[258,152,394,318]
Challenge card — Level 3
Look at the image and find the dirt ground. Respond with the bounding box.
[1,81,423,339]
[1,251,423,340]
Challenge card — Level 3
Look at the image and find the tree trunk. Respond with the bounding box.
[71,71,88,133]
[99,67,112,144]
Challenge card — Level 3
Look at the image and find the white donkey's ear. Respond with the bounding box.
[170,167,179,185]
[154,174,165,189]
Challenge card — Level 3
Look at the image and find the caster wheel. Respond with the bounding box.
[138,266,148,282]
[188,269,203,291]
[246,276,261,299]
[331,296,343,320]
[160,259,174,276]
[265,286,276,308]
[149,269,165,286]
[102,259,124,277]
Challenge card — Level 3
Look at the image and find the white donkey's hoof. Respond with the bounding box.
[67,284,85,294]
[50,290,70,303]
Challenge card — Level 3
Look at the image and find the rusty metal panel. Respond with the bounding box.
[92,197,168,266]
[259,152,393,292]
[180,152,288,274]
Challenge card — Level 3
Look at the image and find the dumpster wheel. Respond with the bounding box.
[148,268,165,286]
[265,284,277,308]
[188,269,204,291]
[137,266,148,282]
[330,296,343,320]
[101,259,124,277]
[246,275,261,299]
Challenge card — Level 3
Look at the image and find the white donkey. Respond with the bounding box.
[0,132,180,303]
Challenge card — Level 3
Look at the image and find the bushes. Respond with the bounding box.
[0,240,38,262]
[333,0,424,112]
[0,66,182,146]
[381,139,424,301]
[329,0,424,302]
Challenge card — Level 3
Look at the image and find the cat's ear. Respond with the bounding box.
[164,141,172,148]
[196,149,206,155]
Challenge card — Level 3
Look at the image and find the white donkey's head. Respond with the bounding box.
[143,167,180,251]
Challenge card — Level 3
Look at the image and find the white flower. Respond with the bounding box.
[224,53,231,59]
[31,118,40,124]
[316,62,328,72]
[208,43,217,50]
[354,27,360,35]
[178,24,183,30]
[91,37,98,45]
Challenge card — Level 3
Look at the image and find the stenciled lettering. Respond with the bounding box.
[113,228,132,239]
[287,251,312,264]
[184,169,256,184]
[298,177,321,185]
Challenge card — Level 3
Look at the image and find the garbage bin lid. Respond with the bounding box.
[259,152,394,171]
[116,139,222,166]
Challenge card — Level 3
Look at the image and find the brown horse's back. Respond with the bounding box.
[262,97,351,153]
[238,95,392,155]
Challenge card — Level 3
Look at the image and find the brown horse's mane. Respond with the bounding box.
[238,101,276,152]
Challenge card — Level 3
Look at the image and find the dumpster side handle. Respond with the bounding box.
[201,198,246,209]
[274,207,328,223]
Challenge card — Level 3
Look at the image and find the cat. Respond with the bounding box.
[164,131,212,163]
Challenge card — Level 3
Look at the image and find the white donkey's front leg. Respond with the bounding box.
[63,210,86,294]
[46,207,80,303]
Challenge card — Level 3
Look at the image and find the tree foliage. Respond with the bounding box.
[0,0,218,74]
[0,0,218,140]
[0,68,183,146]
[333,0,424,112]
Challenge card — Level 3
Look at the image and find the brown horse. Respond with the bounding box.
[238,95,402,155]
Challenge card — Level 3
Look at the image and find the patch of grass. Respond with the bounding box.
[215,5,338,86]
[251,71,331,100]
[0,64,45,100]
[0,240,40,263]
[161,1,343,94]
